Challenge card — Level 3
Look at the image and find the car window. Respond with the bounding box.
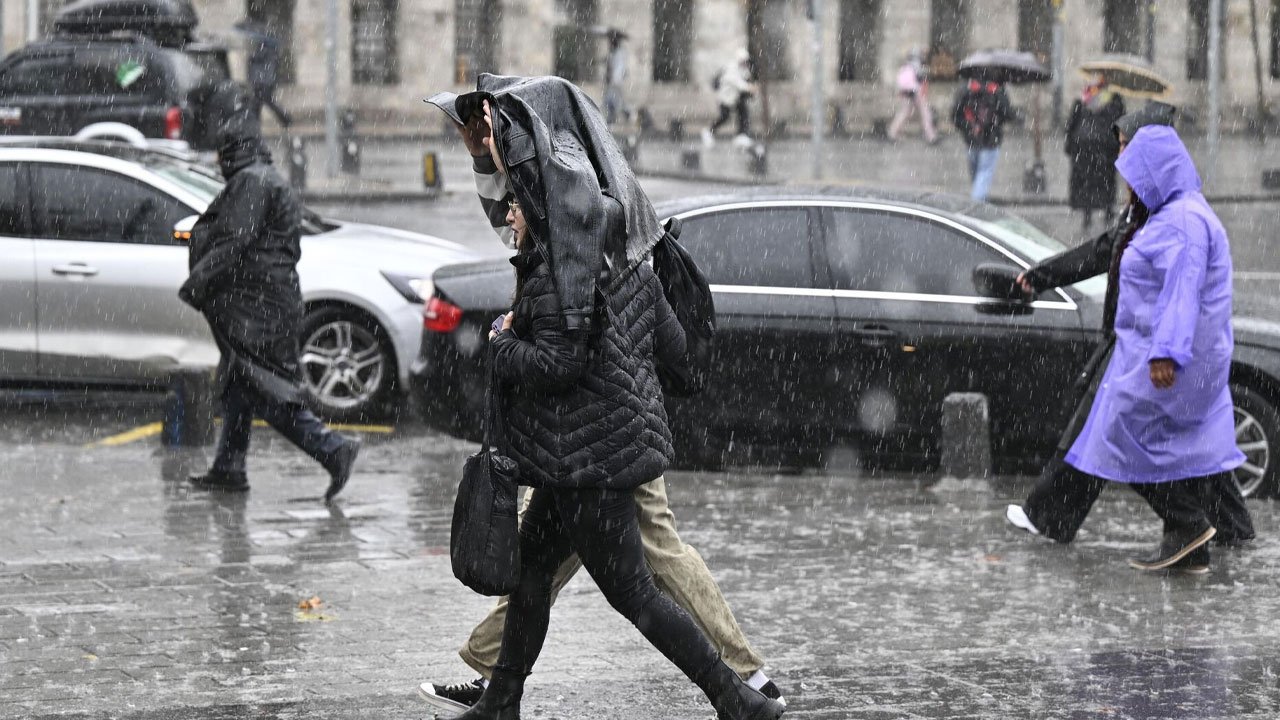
[675,208,814,287]
[827,209,1004,296]
[0,53,72,95]
[33,164,191,245]
[69,49,160,97]
[0,164,26,237]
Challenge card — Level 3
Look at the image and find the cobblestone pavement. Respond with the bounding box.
[4,402,1280,719]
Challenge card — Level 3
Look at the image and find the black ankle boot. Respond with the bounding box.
[189,469,249,493]
[700,661,785,720]
[454,668,524,720]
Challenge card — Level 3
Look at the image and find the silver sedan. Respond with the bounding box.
[0,142,479,419]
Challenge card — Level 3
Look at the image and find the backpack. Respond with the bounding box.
[711,69,724,92]
[651,216,716,396]
[961,80,1000,144]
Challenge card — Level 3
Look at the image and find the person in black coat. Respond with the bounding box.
[180,84,358,501]
[1005,101,1254,547]
[444,90,783,720]
[1064,76,1125,232]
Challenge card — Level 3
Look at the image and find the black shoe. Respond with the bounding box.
[708,663,785,720]
[189,469,249,493]
[1128,525,1216,571]
[323,438,361,504]
[1166,544,1212,575]
[1213,532,1256,548]
[453,668,523,720]
[417,677,485,712]
[757,680,786,707]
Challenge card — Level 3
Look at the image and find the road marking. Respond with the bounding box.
[90,422,162,447]
[88,420,394,448]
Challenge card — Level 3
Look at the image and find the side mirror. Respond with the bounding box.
[972,263,1028,301]
[173,215,198,243]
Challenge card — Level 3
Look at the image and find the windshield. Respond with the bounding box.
[961,207,1107,300]
[144,158,334,234]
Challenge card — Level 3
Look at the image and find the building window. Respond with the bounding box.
[246,0,296,84]
[1272,0,1280,78]
[1104,0,1154,59]
[747,0,792,81]
[1187,0,1224,80]
[928,0,968,80]
[455,0,501,84]
[553,0,598,83]
[838,0,881,82]
[652,0,692,83]
[352,0,399,85]
[1018,0,1054,64]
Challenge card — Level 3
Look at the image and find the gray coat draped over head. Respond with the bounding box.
[430,74,663,337]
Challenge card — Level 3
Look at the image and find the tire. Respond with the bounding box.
[298,306,396,422]
[1230,382,1279,498]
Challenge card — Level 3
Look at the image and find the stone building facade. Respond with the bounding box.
[4,0,1279,132]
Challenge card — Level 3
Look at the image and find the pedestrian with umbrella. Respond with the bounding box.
[1065,73,1126,232]
[952,50,1043,201]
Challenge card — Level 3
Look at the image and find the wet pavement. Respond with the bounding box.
[4,404,1280,719]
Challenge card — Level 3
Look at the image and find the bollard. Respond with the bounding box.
[749,143,767,178]
[680,148,701,171]
[939,392,992,479]
[1022,160,1047,194]
[162,369,216,447]
[830,105,849,138]
[422,150,442,192]
[288,135,307,190]
[339,109,360,175]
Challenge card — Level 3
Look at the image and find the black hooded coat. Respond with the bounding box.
[178,86,305,403]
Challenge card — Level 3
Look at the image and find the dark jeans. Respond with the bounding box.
[211,376,345,474]
[1024,457,1254,544]
[495,486,721,683]
[254,87,292,128]
[710,96,751,137]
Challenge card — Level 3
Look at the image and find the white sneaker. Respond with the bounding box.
[1005,504,1040,536]
[700,128,714,147]
[732,133,753,149]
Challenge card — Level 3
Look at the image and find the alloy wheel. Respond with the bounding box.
[1233,405,1271,498]
[300,319,386,412]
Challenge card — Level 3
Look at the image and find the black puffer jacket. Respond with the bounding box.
[491,248,686,490]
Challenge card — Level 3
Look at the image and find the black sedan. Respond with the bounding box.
[410,189,1280,496]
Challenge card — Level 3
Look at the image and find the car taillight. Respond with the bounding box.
[424,297,463,333]
[164,106,183,139]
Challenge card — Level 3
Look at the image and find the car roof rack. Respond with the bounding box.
[0,134,208,165]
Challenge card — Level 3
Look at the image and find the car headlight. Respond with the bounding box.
[381,271,431,303]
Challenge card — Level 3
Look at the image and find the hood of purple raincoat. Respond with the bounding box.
[1115,125,1201,211]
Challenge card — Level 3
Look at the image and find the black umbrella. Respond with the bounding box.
[958,49,1051,85]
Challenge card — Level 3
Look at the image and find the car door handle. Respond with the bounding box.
[51,263,99,277]
[851,325,898,347]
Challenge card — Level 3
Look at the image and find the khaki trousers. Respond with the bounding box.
[458,476,766,679]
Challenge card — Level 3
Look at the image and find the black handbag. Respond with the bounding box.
[450,347,521,596]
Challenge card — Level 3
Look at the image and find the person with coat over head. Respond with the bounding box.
[181,84,359,501]
[1019,124,1246,573]
[1005,102,1254,553]
[1065,75,1125,232]
[427,75,784,720]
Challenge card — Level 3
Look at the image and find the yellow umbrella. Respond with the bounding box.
[1079,54,1173,100]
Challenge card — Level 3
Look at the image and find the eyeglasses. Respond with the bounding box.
[508,199,521,212]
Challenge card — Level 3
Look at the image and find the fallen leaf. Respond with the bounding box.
[297,596,323,610]
[82,653,98,661]
[982,554,1002,563]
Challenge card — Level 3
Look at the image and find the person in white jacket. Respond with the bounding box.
[702,50,756,148]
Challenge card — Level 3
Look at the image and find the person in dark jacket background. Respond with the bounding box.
[952,79,1017,201]
[1065,75,1125,232]
[429,80,784,720]
[235,19,291,129]
[180,84,358,501]
[1005,101,1253,551]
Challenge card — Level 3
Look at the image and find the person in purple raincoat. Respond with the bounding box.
[1064,125,1245,573]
